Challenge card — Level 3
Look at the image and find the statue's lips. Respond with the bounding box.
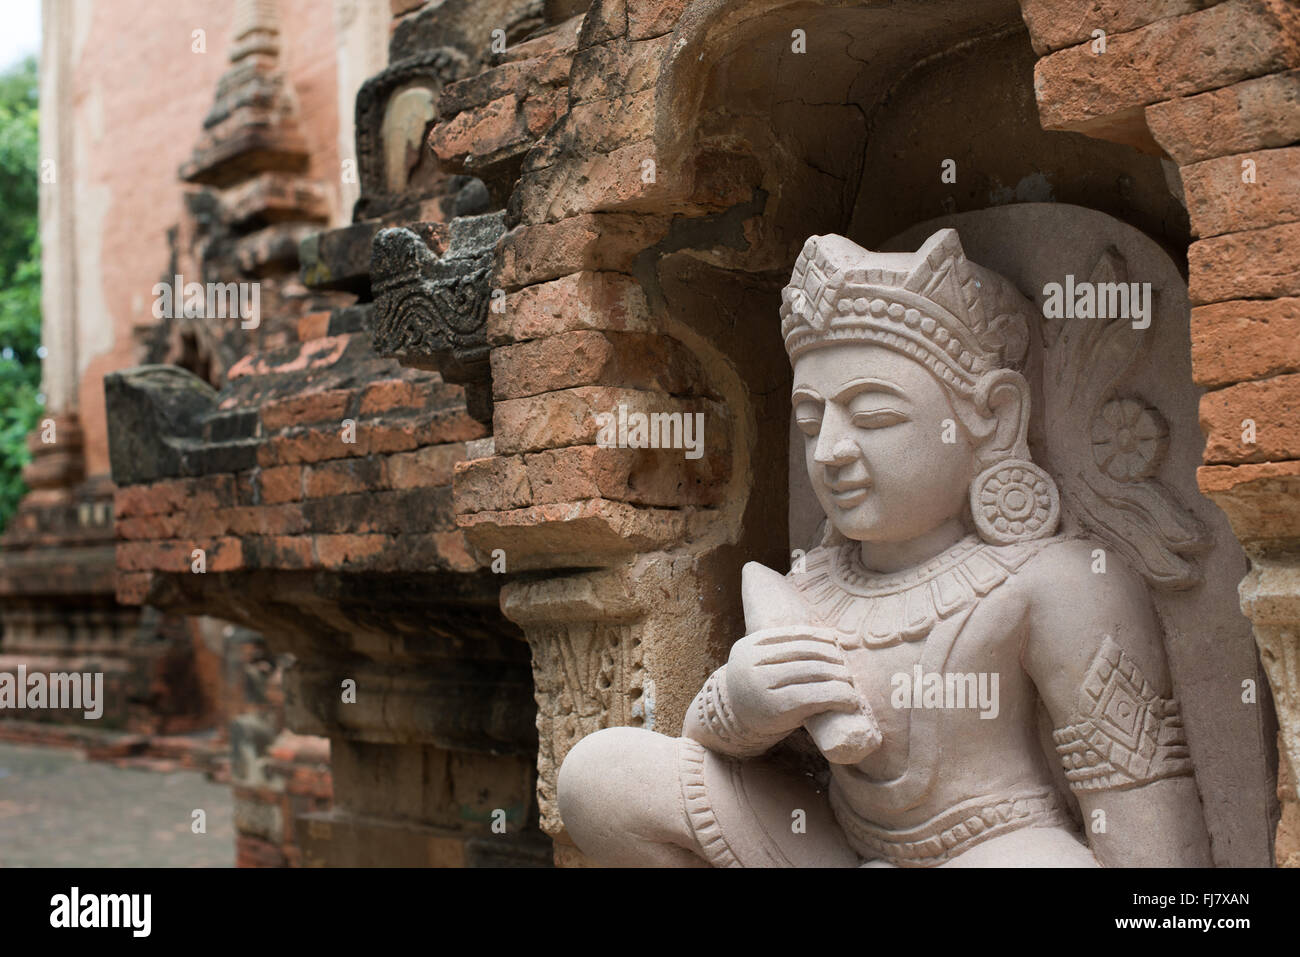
[828,482,871,508]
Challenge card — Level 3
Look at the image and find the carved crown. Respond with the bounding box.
[779,230,1034,394]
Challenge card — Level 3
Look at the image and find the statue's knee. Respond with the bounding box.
[558,727,670,839]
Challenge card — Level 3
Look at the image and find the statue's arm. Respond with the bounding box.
[1021,540,1212,867]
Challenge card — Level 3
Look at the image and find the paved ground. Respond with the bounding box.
[0,742,233,867]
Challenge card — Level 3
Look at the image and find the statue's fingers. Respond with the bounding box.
[760,659,852,686]
[755,641,845,666]
[749,626,841,648]
[775,682,862,718]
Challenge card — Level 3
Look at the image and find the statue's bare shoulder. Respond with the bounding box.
[1015,536,1173,717]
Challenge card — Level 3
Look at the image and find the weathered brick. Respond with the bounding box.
[297,311,331,341]
[258,464,304,504]
[1019,0,1225,55]
[1182,147,1300,238]
[491,272,652,345]
[1191,297,1300,388]
[1034,0,1300,137]
[453,455,531,513]
[437,52,572,117]
[1189,221,1300,304]
[1147,69,1300,164]
[523,444,728,507]
[459,499,686,564]
[314,534,388,569]
[116,572,153,606]
[358,378,438,416]
[1198,460,1300,540]
[523,89,655,173]
[495,214,670,289]
[1199,373,1300,463]
[493,387,720,455]
[303,457,386,498]
[489,331,701,400]
[570,33,673,104]
[260,411,485,465]
[627,0,686,40]
[386,443,466,489]
[114,475,237,518]
[302,487,454,534]
[261,389,353,431]
[429,88,566,172]
[223,504,309,536]
[243,536,314,569]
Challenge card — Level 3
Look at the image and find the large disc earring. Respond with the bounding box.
[970,460,1060,544]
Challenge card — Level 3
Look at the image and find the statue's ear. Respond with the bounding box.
[971,369,1031,464]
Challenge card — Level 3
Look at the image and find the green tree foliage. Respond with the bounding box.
[0,55,43,532]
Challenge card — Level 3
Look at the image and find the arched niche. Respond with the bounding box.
[636,0,1274,865]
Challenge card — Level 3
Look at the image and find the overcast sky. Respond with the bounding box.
[0,0,41,71]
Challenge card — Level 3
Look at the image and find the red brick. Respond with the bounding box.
[358,378,438,416]
[1034,0,1300,137]
[489,331,701,400]
[115,572,153,606]
[627,0,686,40]
[1019,0,1225,56]
[314,534,389,569]
[222,504,308,536]
[261,389,353,431]
[387,444,465,489]
[1181,147,1300,238]
[459,499,687,565]
[243,536,314,569]
[258,464,304,504]
[303,457,386,498]
[495,214,670,289]
[1191,297,1300,388]
[1198,460,1300,540]
[1189,221,1300,304]
[1146,69,1300,165]
[492,272,652,346]
[296,310,331,342]
[1199,372,1300,463]
[453,455,531,513]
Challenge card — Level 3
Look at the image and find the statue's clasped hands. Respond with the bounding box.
[727,626,883,763]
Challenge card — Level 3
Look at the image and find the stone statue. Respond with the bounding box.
[557,229,1212,867]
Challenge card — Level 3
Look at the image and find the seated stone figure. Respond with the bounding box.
[558,230,1212,867]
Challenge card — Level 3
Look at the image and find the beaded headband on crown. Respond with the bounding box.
[779,230,1032,394]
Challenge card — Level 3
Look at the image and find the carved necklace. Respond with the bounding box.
[790,533,1047,649]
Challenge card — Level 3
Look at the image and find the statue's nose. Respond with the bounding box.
[815,436,860,467]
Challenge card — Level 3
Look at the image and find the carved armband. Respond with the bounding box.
[687,667,784,758]
[1052,635,1194,793]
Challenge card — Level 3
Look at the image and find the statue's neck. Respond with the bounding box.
[857,516,968,575]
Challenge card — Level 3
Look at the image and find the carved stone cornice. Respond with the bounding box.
[371,212,505,422]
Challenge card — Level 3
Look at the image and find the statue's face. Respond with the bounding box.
[792,343,976,543]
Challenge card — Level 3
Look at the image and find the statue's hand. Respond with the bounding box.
[726,626,862,738]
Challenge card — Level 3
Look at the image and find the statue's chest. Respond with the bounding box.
[788,536,1045,768]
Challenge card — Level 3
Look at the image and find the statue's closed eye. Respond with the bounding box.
[851,408,908,429]
[795,400,823,436]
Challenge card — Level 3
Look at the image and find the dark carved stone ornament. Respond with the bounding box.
[371,212,505,424]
